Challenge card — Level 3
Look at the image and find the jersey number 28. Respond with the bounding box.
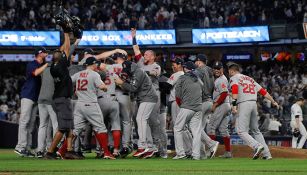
[242,83,255,94]
[77,79,88,91]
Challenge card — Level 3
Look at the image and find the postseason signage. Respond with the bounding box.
[223,53,252,61]
[192,26,269,44]
[79,30,176,46]
[0,31,60,46]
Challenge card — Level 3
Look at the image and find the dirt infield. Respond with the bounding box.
[217,145,307,159]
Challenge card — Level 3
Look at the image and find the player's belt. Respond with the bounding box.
[122,92,129,96]
[98,94,116,99]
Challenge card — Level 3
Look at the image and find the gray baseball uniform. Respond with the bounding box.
[37,65,58,153]
[174,72,203,159]
[97,69,120,131]
[108,64,132,148]
[137,56,167,153]
[71,69,107,136]
[207,75,231,137]
[68,64,86,153]
[121,63,158,150]
[195,66,218,154]
[167,71,192,155]
[230,73,271,157]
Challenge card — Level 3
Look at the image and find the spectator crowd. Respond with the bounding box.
[1,0,307,30]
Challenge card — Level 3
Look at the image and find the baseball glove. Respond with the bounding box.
[293,128,300,138]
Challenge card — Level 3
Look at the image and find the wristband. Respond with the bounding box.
[232,99,237,107]
[132,37,137,45]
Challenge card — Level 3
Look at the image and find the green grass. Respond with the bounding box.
[0,149,307,175]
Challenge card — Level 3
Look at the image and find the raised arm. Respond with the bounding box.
[60,33,71,58]
[131,28,142,57]
[96,49,127,60]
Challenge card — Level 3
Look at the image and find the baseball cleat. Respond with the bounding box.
[36,151,44,158]
[172,155,187,160]
[104,152,116,160]
[219,151,233,158]
[25,150,35,158]
[14,149,27,157]
[142,151,155,159]
[262,156,272,160]
[133,148,149,157]
[44,152,57,160]
[253,146,264,160]
[120,147,130,158]
[209,141,219,158]
[64,151,80,159]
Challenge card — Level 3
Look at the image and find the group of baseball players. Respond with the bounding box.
[14,19,281,160]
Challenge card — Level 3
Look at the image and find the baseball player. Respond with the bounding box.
[228,62,279,160]
[163,58,192,156]
[173,61,202,160]
[114,60,158,158]
[108,53,133,157]
[15,47,48,157]
[206,61,232,158]
[290,97,306,149]
[36,62,58,158]
[97,58,121,157]
[194,54,219,158]
[131,28,167,158]
[71,57,115,159]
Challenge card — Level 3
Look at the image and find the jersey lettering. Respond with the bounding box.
[77,79,88,91]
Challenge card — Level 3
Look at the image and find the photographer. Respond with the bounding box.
[44,12,82,159]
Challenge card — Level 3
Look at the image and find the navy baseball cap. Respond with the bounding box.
[34,47,49,56]
[171,58,184,65]
[195,54,207,63]
[83,48,95,55]
[112,53,127,60]
[212,61,223,69]
[83,57,100,66]
[183,61,196,70]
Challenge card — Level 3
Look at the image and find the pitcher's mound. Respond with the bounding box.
[217,145,307,159]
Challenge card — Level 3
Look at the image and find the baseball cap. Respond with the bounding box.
[212,61,223,69]
[34,47,48,56]
[183,61,196,70]
[83,48,95,55]
[112,53,127,60]
[171,58,184,65]
[195,54,207,63]
[296,96,305,102]
[83,57,100,66]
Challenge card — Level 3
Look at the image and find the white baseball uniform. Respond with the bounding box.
[290,103,307,148]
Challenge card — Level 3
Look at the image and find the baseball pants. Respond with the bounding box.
[15,98,38,151]
[136,102,156,149]
[236,101,271,157]
[174,108,202,159]
[200,101,218,152]
[148,90,167,152]
[73,102,107,136]
[207,103,231,137]
[98,96,121,131]
[37,103,58,152]
[116,91,132,148]
[291,121,307,148]
[171,101,192,155]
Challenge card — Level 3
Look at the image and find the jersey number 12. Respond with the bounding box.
[77,79,88,91]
